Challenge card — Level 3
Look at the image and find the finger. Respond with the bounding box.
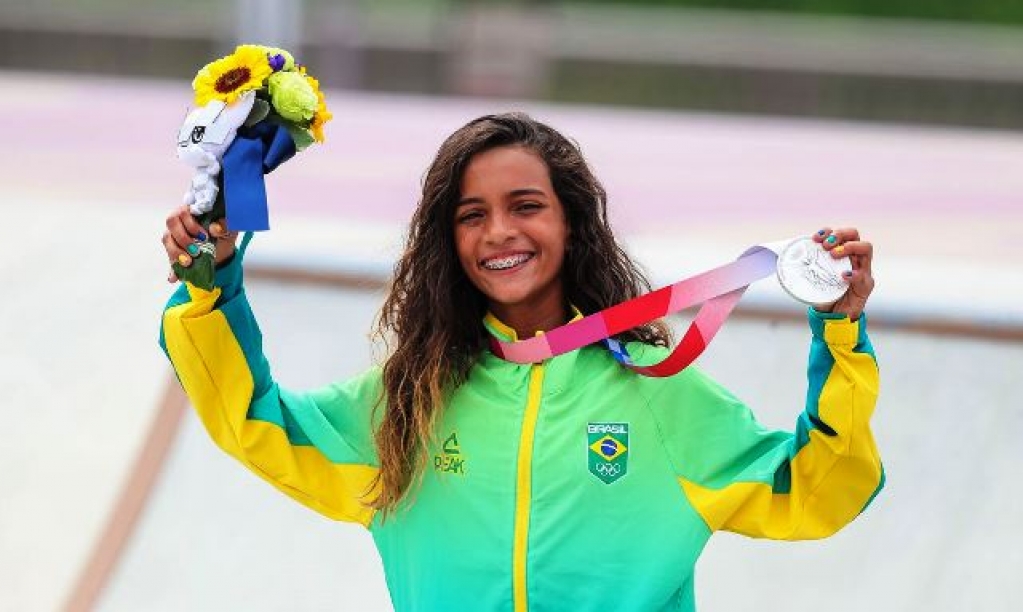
[209,218,229,238]
[844,268,875,300]
[823,227,861,249]
[166,206,203,241]
[163,232,193,268]
[812,227,832,244]
[832,227,861,242]
[166,214,201,254]
[829,239,871,259]
[177,208,208,242]
[167,269,179,283]
[834,241,873,278]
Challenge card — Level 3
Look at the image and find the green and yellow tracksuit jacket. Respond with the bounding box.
[160,252,883,612]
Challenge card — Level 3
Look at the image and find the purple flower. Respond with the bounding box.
[268,53,286,72]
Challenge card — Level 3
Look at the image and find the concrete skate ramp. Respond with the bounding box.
[94,277,1021,612]
[4,72,1021,612]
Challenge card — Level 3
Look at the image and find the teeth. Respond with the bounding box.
[483,254,532,270]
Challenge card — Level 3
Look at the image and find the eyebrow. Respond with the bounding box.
[456,188,547,207]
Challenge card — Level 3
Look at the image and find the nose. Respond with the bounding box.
[484,209,517,244]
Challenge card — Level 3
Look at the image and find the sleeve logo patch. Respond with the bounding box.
[587,423,629,484]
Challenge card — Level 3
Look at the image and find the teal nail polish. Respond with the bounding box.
[826,235,837,244]
[186,243,200,256]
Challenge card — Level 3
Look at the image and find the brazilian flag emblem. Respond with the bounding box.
[587,422,629,484]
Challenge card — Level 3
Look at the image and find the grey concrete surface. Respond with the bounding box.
[0,199,175,612]
[2,71,1021,611]
[98,283,391,612]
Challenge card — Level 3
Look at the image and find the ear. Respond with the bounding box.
[220,90,256,126]
[202,91,256,146]
[177,102,224,147]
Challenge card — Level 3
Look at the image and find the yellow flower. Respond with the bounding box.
[192,45,273,106]
[310,104,333,143]
[236,44,295,72]
[302,71,332,142]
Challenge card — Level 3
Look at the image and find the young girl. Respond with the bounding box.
[160,113,882,611]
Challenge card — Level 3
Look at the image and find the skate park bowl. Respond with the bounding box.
[2,72,1021,612]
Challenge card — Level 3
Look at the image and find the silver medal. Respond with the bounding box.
[775,236,852,306]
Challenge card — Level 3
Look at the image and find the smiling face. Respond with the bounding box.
[454,145,570,334]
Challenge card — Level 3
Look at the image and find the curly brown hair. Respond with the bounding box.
[370,112,671,515]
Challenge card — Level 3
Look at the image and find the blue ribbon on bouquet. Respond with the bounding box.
[220,121,297,231]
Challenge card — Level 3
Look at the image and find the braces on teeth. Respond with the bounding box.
[484,254,532,270]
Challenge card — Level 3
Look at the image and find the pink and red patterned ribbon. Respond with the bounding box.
[489,244,781,377]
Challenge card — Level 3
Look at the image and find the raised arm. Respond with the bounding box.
[159,211,381,526]
[658,309,883,540]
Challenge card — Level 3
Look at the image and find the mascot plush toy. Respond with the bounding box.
[173,44,331,289]
[177,92,256,218]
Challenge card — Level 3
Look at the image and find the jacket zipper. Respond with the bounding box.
[512,363,545,612]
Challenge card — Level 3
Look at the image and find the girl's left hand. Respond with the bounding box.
[812,227,874,321]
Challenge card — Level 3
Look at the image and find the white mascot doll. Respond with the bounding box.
[176,90,257,216]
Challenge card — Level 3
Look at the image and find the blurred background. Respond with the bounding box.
[1,1,1021,611]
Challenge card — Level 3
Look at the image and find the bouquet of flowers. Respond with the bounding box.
[174,44,332,289]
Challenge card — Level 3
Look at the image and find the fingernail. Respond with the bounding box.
[843,270,853,277]
[826,235,837,244]
[186,243,200,256]
[833,245,845,256]
[196,231,208,242]
[178,253,192,266]
[816,229,826,236]
[209,222,223,236]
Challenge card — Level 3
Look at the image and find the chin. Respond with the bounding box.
[485,291,531,309]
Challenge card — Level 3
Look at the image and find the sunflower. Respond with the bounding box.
[310,100,333,143]
[301,70,333,142]
[192,45,273,106]
[236,44,295,72]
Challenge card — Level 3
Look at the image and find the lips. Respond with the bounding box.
[480,252,535,271]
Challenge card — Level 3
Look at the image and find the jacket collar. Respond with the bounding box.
[480,307,589,397]
[482,306,584,342]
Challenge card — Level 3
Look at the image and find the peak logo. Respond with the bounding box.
[433,432,466,476]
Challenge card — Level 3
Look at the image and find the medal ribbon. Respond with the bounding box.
[489,244,783,377]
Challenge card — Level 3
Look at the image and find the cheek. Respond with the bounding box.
[554,226,570,260]
[454,230,477,274]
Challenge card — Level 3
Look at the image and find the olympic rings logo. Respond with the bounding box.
[595,463,622,477]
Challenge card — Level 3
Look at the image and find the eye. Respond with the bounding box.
[515,201,543,213]
[456,210,483,224]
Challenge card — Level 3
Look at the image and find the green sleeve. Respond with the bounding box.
[650,309,883,540]
[159,249,381,526]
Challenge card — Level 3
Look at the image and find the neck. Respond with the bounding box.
[490,299,569,339]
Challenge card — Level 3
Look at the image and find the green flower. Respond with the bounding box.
[268,71,317,123]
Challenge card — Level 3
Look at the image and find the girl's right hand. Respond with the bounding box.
[163,205,239,283]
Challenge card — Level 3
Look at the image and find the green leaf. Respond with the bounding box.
[284,124,316,151]
[244,98,271,127]
[172,251,216,291]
